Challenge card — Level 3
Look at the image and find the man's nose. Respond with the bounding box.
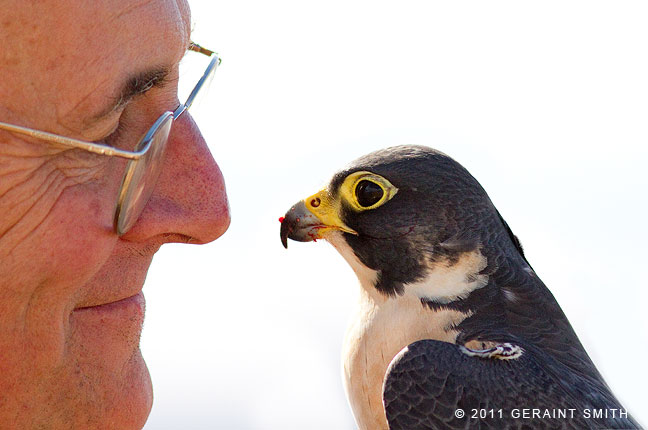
[121,113,230,244]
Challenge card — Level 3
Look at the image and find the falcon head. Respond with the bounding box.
[280,145,527,299]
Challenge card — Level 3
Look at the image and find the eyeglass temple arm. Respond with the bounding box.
[0,121,142,159]
[189,42,214,56]
[174,43,221,118]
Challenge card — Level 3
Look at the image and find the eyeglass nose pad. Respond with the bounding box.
[173,103,187,119]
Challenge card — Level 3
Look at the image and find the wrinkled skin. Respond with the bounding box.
[0,1,230,428]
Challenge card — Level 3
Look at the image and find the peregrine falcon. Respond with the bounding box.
[279,145,638,429]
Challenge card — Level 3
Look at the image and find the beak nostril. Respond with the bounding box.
[310,197,321,208]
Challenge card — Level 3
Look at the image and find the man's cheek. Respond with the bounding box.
[1,184,117,306]
[1,153,110,246]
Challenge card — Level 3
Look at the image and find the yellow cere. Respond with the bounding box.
[302,189,358,237]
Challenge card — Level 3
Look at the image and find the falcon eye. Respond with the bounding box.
[355,180,384,208]
[340,171,398,211]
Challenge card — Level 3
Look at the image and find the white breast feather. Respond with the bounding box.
[326,233,485,430]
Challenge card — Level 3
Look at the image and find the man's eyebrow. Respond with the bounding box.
[88,67,172,124]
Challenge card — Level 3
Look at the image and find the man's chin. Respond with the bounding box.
[111,348,154,430]
[71,348,153,429]
[20,347,154,430]
[67,300,152,429]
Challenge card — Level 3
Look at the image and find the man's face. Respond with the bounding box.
[0,1,229,428]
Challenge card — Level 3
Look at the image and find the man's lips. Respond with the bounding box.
[71,241,160,314]
[70,291,147,350]
[74,291,144,312]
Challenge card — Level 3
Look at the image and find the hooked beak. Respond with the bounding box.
[279,201,324,248]
[279,190,357,249]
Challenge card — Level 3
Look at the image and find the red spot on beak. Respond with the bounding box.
[278,217,285,223]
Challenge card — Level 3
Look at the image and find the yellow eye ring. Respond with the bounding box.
[341,171,398,211]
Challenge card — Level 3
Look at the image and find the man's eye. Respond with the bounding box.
[101,120,127,147]
[101,107,137,148]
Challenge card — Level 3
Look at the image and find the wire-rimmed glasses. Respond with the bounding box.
[0,42,220,235]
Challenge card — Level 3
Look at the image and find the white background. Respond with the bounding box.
[142,1,648,428]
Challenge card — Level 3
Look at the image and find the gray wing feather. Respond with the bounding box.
[383,340,639,430]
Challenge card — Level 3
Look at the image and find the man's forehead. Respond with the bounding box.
[0,0,191,131]
[3,0,188,38]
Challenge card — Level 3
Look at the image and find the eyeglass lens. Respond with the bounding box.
[115,114,173,234]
